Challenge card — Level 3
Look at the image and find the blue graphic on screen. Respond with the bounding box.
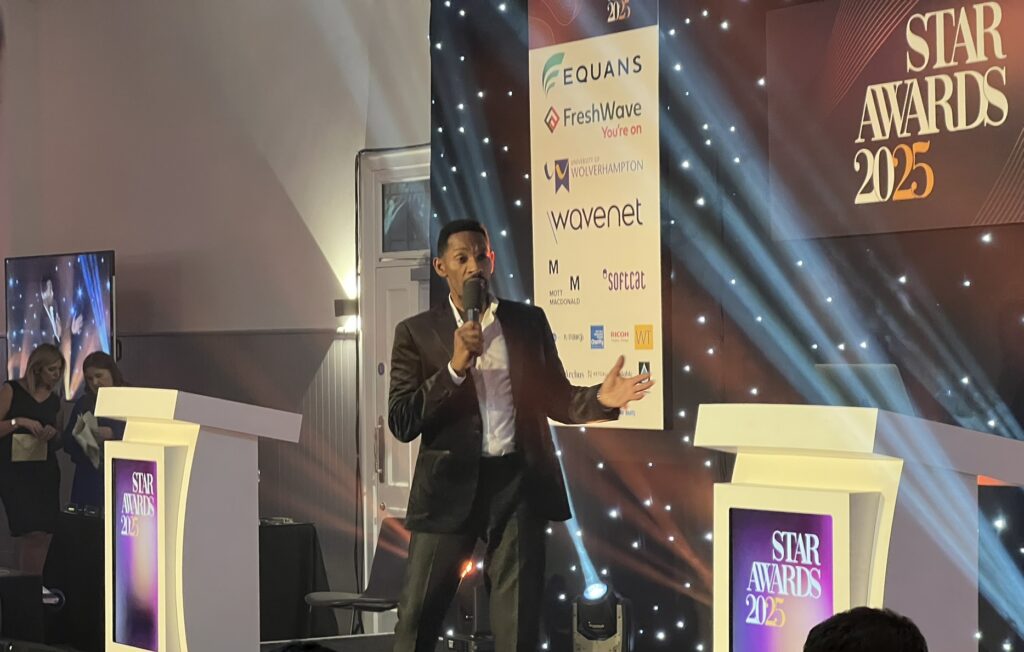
[5,252,115,398]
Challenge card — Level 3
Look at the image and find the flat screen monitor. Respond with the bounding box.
[5,251,115,397]
[730,507,835,652]
[111,457,160,651]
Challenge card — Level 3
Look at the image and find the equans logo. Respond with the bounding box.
[634,324,653,350]
[542,53,565,95]
[541,52,643,95]
[590,325,605,349]
[544,159,570,193]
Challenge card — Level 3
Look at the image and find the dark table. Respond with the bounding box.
[40,512,337,651]
[259,521,338,641]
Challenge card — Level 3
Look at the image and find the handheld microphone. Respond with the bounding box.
[463,277,487,323]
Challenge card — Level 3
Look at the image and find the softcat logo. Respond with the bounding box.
[544,159,571,193]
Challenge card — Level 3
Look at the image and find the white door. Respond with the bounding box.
[373,264,429,516]
[356,146,430,634]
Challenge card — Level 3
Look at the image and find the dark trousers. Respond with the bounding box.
[393,454,547,652]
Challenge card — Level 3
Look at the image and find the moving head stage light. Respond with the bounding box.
[573,583,633,652]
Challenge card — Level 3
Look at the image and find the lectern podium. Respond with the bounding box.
[695,404,1024,652]
[96,387,302,652]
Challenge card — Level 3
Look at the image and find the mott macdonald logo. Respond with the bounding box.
[590,325,605,349]
[547,198,644,243]
[544,159,570,193]
[541,52,643,96]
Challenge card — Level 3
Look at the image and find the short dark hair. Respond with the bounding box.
[436,220,489,256]
[804,607,927,652]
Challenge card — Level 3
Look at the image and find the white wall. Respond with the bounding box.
[0,0,430,333]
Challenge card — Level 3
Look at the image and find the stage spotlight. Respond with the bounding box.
[573,583,632,652]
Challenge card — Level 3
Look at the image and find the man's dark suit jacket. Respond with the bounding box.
[388,299,618,533]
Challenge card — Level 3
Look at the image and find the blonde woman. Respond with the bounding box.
[0,343,65,574]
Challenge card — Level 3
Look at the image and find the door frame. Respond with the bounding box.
[355,144,430,630]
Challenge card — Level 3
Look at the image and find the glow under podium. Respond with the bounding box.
[96,388,302,652]
[695,404,1024,652]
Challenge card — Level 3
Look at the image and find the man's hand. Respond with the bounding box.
[451,321,484,376]
[597,355,655,409]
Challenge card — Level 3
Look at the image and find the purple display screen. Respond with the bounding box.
[112,459,159,651]
[730,508,834,652]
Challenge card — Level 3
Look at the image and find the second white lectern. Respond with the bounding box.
[97,387,302,652]
[696,403,1024,652]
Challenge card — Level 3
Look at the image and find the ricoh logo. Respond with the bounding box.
[609,328,630,343]
[547,198,644,243]
[541,52,643,96]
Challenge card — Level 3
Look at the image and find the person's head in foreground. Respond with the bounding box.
[804,607,928,652]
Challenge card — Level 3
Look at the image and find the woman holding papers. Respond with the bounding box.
[0,343,65,574]
[63,351,127,511]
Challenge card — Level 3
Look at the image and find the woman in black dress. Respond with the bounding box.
[0,343,65,574]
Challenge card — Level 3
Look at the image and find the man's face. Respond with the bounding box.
[433,231,495,307]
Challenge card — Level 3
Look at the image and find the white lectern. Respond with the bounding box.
[97,387,302,652]
[696,404,1024,652]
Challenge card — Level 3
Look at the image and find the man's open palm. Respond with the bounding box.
[598,355,655,409]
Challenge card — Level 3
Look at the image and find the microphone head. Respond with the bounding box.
[462,277,487,320]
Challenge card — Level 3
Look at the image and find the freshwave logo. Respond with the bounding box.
[543,52,565,96]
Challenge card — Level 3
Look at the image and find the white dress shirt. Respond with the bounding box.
[446,295,517,457]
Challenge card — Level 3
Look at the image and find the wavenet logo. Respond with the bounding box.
[634,324,653,350]
[544,159,571,193]
[547,198,644,243]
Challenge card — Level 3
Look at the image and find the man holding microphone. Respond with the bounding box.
[388,219,653,652]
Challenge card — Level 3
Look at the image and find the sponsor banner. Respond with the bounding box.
[730,509,835,652]
[768,0,1024,238]
[530,3,663,429]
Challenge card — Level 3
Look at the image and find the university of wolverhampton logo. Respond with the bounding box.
[543,52,565,95]
[544,106,560,133]
[544,159,570,193]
